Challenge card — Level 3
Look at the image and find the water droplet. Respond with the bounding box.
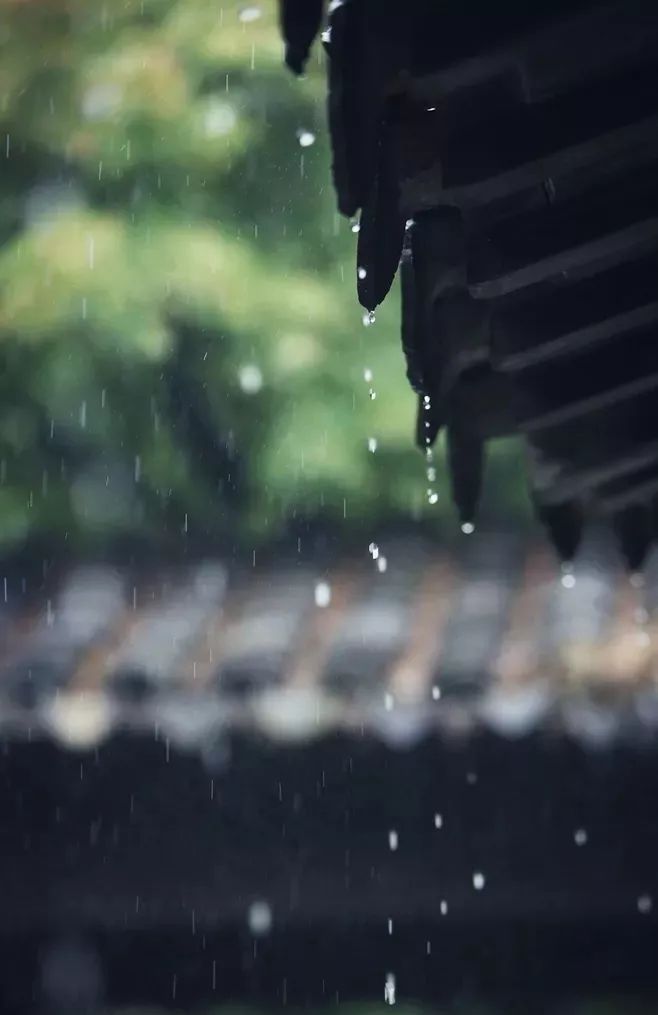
[427,467,436,482]
[466,771,477,785]
[321,27,332,44]
[368,437,378,453]
[638,894,653,914]
[238,363,263,394]
[369,389,377,400]
[440,900,448,915]
[357,266,367,280]
[314,581,331,608]
[428,492,439,505]
[431,685,441,701]
[363,367,373,383]
[561,573,576,589]
[434,813,443,829]
[247,900,272,935]
[239,5,262,23]
[369,542,379,559]
[461,521,475,535]
[376,556,388,573]
[351,218,360,234]
[362,311,374,328]
[388,918,393,935]
[384,972,396,1005]
[385,692,394,712]
[472,871,485,891]
[296,128,315,148]
[574,828,588,846]
[388,829,398,851]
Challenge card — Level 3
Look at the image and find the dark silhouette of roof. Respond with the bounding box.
[279,1,658,569]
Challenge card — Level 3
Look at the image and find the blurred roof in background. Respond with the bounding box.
[2,530,658,750]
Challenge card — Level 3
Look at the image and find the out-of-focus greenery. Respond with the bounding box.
[0,0,528,554]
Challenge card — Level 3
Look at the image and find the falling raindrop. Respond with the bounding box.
[461,521,475,535]
[434,813,443,829]
[561,572,576,589]
[376,556,388,573]
[369,389,377,400]
[363,368,373,383]
[314,581,331,608]
[238,363,263,394]
[388,829,398,851]
[247,900,272,935]
[368,542,379,559]
[238,5,262,23]
[367,437,378,453]
[440,900,448,915]
[427,492,439,505]
[296,129,316,148]
[384,972,396,1005]
[638,894,653,914]
[388,918,393,935]
[574,828,588,846]
[473,871,486,891]
[431,685,441,701]
[384,692,394,712]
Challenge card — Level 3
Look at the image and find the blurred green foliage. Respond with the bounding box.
[0,0,528,555]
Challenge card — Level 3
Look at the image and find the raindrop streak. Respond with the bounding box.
[440,900,448,915]
[388,829,399,851]
[384,972,396,1005]
[368,437,378,453]
[388,918,393,935]
[434,813,443,829]
[376,556,388,573]
[314,581,331,608]
[574,828,588,846]
[473,871,486,891]
[384,692,394,712]
[432,685,441,700]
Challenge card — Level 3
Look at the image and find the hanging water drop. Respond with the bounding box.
[357,266,367,280]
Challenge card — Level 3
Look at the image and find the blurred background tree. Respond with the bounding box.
[0,0,528,557]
